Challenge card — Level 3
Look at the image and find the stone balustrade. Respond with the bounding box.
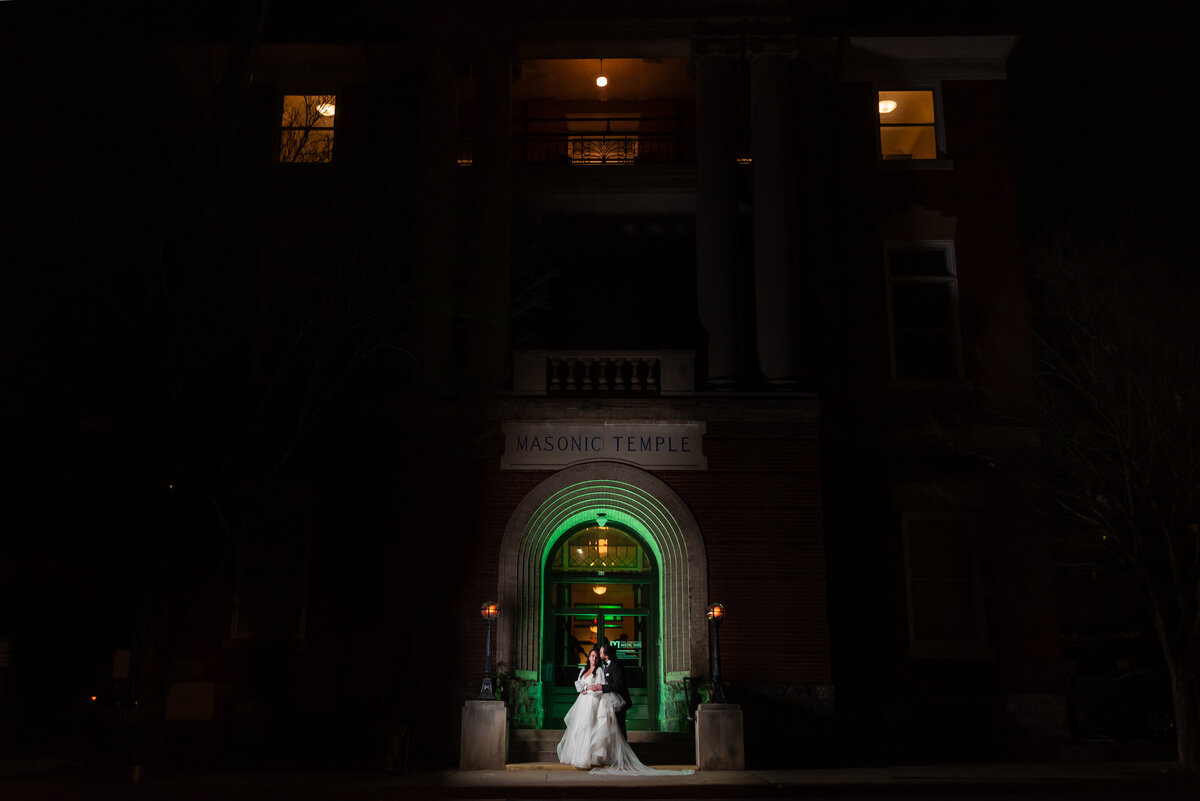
[513,350,695,396]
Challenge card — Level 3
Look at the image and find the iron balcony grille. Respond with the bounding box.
[513,116,697,165]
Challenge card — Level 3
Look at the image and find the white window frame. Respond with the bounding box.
[884,240,965,383]
[875,85,952,169]
[901,512,993,659]
[278,91,339,165]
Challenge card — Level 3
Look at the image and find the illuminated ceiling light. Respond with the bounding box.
[878,99,897,114]
[595,512,608,528]
[317,101,336,116]
[592,585,607,595]
[596,59,608,88]
[589,625,598,633]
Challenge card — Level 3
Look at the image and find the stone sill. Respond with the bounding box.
[888,377,976,392]
[876,158,956,171]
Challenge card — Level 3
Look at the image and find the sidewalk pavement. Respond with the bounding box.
[1,759,1195,800]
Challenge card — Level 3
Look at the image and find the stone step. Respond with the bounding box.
[509,729,694,766]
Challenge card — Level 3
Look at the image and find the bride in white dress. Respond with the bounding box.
[556,649,693,775]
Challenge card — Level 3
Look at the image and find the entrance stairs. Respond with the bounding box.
[509,729,694,766]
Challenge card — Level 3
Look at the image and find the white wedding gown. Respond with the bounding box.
[556,667,694,775]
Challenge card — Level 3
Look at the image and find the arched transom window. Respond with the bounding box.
[548,526,651,573]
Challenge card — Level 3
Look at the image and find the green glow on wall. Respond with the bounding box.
[514,474,703,731]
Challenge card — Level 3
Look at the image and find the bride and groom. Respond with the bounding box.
[556,643,692,775]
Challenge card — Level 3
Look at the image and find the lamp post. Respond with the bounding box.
[479,602,500,700]
[706,602,726,703]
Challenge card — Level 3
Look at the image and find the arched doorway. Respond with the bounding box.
[543,522,658,729]
[496,462,708,731]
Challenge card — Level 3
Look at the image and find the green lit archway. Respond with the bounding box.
[496,462,708,730]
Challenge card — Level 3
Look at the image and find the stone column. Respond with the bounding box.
[748,35,798,385]
[466,50,512,386]
[414,45,458,380]
[693,37,742,386]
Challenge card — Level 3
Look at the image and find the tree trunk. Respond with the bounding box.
[1167,649,1200,772]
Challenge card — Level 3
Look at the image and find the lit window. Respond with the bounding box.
[902,515,989,656]
[885,243,962,380]
[280,94,336,163]
[549,527,649,572]
[878,90,937,160]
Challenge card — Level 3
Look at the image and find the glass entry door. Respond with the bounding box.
[549,582,650,689]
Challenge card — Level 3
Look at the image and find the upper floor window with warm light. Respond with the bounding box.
[280,94,336,163]
[878,90,938,160]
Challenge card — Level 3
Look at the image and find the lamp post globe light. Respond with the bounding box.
[706,602,726,703]
[479,602,500,700]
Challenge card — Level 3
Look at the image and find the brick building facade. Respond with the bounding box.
[2,2,1069,769]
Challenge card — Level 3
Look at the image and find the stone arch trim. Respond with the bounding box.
[497,462,708,680]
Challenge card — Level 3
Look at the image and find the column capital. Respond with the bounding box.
[691,34,744,60]
[746,33,797,61]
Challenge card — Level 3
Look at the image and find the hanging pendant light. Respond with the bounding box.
[596,58,608,88]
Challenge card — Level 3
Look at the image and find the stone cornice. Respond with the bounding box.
[492,394,822,424]
[839,35,1018,82]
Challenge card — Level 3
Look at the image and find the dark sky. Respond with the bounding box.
[1007,12,1196,252]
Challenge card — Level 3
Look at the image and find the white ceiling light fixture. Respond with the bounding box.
[878,99,897,114]
[596,59,608,88]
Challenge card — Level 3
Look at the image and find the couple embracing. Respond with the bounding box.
[556,643,692,775]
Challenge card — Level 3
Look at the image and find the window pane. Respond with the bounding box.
[911,580,976,641]
[891,283,953,328]
[879,90,937,159]
[280,94,336,163]
[889,250,951,277]
[895,331,956,378]
[878,90,935,125]
[234,524,307,638]
[549,526,649,572]
[880,125,936,160]
[908,521,972,580]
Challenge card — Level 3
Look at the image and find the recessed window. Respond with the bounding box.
[230,518,311,640]
[280,94,336,163]
[902,515,989,656]
[878,90,937,160]
[885,242,962,380]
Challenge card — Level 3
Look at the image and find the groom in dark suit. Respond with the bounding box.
[590,642,632,740]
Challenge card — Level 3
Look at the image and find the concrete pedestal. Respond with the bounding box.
[695,702,745,770]
[460,700,507,770]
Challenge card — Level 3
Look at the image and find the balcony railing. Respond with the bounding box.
[513,116,697,165]
[513,350,695,395]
